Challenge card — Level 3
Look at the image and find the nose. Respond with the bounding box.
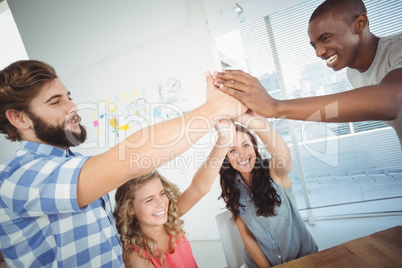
[315,44,326,58]
[238,149,248,159]
[155,196,166,207]
[67,100,78,114]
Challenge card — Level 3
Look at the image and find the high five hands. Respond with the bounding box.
[213,70,276,118]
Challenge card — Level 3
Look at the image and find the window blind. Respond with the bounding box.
[224,0,402,220]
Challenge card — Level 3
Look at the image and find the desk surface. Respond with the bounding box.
[276,225,402,267]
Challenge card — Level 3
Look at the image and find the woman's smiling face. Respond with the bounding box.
[129,177,169,228]
[227,131,257,177]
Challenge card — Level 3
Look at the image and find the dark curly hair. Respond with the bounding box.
[219,124,281,222]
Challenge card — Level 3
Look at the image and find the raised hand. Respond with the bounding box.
[205,71,248,120]
[213,70,275,118]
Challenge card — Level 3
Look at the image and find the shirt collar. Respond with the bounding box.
[20,140,75,157]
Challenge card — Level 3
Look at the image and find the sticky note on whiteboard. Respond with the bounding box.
[119,124,130,131]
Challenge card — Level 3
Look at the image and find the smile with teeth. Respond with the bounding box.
[69,115,81,124]
[325,54,337,64]
[238,159,250,167]
[153,210,166,217]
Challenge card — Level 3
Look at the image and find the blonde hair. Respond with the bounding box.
[113,171,185,267]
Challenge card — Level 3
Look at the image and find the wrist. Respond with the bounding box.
[243,116,267,129]
[215,133,232,147]
[271,99,285,118]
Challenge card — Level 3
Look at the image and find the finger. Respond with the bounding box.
[218,83,245,99]
[214,70,252,84]
[219,79,249,93]
[213,79,223,88]
[205,71,213,85]
[213,77,226,84]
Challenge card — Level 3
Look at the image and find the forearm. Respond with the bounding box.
[236,217,271,267]
[192,135,230,194]
[274,84,401,122]
[215,69,401,122]
[177,135,230,215]
[241,231,271,267]
[122,103,221,173]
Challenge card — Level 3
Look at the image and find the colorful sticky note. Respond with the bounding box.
[108,104,116,113]
[93,120,99,127]
[109,118,118,128]
[91,112,97,119]
[154,107,162,117]
[107,97,113,104]
[119,124,130,131]
[114,95,120,103]
[123,92,129,100]
[132,90,138,97]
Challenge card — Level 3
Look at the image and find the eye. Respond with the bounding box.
[244,144,250,148]
[51,101,60,105]
[160,190,166,196]
[229,149,236,154]
[146,198,153,203]
[322,35,331,42]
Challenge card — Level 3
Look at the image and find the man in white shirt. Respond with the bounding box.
[214,0,402,145]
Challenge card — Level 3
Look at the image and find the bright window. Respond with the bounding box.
[216,0,402,221]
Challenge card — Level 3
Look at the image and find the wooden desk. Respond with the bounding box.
[276,225,402,267]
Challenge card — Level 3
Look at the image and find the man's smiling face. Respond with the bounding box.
[27,79,86,148]
[308,11,360,71]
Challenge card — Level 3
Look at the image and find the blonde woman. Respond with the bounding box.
[113,119,234,268]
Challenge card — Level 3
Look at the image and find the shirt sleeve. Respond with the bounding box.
[388,39,402,71]
[1,156,90,217]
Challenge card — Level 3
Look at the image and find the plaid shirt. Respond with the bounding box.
[0,141,123,267]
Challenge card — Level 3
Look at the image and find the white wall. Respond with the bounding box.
[2,0,400,244]
[0,1,27,162]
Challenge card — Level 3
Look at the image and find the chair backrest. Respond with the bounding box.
[215,209,245,268]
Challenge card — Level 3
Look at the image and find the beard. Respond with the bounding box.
[26,110,87,148]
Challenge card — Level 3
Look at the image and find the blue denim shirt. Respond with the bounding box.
[235,174,318,267]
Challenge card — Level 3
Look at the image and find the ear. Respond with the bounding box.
[5,109,32,130]
[128,206,135,216]
[353,13,369,34]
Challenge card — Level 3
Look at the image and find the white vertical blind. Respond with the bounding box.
[234,0,402,218]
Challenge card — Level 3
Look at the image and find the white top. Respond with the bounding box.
[347,32,402,145]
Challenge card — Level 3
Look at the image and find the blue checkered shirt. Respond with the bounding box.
[0,141,124,267]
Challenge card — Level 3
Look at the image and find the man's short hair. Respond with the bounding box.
[309,0,367,25]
